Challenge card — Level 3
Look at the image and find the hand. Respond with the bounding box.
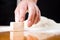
[15,1,41,27]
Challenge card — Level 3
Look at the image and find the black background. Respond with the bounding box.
[37,0,60,23]
[0,0,16,25]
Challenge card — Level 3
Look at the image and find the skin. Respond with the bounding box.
[15,0,41,27]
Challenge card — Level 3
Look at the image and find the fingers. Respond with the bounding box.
[19,1,28,22]
[15,1,28,22]
[27,2,41,27]
[27,2,36,27]
[15,8,20,22]
[33,5,41,24]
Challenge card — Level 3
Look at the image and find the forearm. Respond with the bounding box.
[20,0,38,3]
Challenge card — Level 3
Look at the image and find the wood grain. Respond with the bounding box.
[0,32,10,40]
[0,32,60,40]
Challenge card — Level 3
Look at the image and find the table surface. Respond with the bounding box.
[0,32,10,40]
[0,26,60,40]
[0,32,60,40]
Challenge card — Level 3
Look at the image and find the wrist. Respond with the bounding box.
[21,0,37,4]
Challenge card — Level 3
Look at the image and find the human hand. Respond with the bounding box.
[15,0,41,27]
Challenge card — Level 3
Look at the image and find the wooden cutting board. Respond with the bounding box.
[0,32,60,40]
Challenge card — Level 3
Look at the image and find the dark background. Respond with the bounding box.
[0,0,16,25]
[0,0,60,25]
[37,0,60,23]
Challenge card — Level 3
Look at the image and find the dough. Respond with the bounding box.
[24,16,60,40]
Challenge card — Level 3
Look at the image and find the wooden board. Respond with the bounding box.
[0,32,10,40]
[0,32,60,40]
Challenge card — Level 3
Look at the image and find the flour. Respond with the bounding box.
[24,16,60,40]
